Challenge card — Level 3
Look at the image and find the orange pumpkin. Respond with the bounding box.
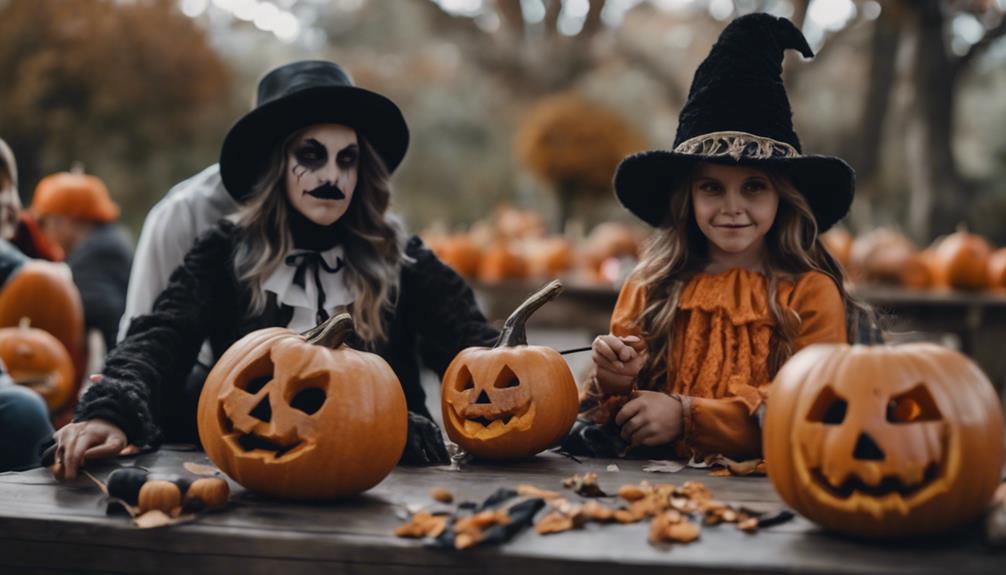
[183,477,230,511]
[441,280,578,459]
[988,248,1006,290]
[820,227,853,269]
[197,313,407,500]
[0,260,84,368]
[849,228,919,286]
[0,318,75,411]
[764,343,1004,538]
[138,480,182,515]
[429,234,482,279]
[524,237,574,279]
[931,228,991,290]
[478,243,529,283]
[582,222,639,270]
[31,170,119,223]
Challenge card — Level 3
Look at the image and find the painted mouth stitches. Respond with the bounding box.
[811,463,941,499]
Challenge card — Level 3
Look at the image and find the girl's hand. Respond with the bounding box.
[592,334,645,395]
[615,391,684,447]
[50,419,130,480]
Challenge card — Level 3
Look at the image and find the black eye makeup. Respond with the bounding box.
[293,139,327,170]
[336,144,359,168]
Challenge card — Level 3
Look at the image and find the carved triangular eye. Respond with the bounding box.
[288,374,328,415]
[454,365,474,392]
[493,365,520,389]
[806,386,847,425]
[887,384,942,423]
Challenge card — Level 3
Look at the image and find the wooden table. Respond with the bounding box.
[0,446,1001,574]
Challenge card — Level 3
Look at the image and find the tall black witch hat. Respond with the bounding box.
[614,13,854,231]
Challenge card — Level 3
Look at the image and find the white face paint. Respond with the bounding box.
[0,171,21,241]
[285,123,359,226]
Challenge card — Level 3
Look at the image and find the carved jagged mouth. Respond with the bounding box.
[12,372,59,394]
[224,433,306,461]
[811,463,941,499]
[450,402,536,438]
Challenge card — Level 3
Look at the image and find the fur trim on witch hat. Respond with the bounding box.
[614,13,854,231]
[220,60,409,203]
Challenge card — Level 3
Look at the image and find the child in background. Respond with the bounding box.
[581,14,860,461]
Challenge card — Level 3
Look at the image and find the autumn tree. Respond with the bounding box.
[514,92,645,229]
[0,0,232,223]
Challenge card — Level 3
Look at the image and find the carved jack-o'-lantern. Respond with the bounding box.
[441,280,578,459]
[764,343,1004,538]
[0,318,75,411]
[197,314,407,500]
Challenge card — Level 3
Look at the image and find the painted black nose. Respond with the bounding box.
[853,432,885,460]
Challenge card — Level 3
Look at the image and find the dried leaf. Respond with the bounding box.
[643,460,686,473]
[666,521,701,543]
[183,462,220,477]
[134,510,184,529]
[617,485,648,502]
[562,473,608,497]
[454,531,482,550]
[582,500,616,522]
[535,511,575,534]
[738,516,759,533]
[394,512,449,539]
[517,484,562,500]
[430,487,454,503]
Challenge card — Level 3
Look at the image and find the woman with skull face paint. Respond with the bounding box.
[576,15,874,461]
[50,61,499,479]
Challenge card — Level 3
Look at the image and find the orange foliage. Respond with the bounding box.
[514,93,646,193]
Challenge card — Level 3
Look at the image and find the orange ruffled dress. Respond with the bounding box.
[582,267,847,459]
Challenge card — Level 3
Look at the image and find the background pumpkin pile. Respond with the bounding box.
[423,206,643,287]
[822,225,1006,292]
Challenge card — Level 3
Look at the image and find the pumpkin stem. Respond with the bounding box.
[494,280,563,348]
[18,317,30,329]
[302,313,354,349]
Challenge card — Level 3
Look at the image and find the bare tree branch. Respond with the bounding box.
[580,0,607,39]
[495,0,525,40]
[955,14,1006,74]
[612,34,687,108]
[544,0,561,38]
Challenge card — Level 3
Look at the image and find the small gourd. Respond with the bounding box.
[138,480,182,515]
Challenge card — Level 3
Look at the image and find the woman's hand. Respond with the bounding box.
[615,391,684,447]
[592,334,646,395]
[400,412,450,466]
[50,419,130,480]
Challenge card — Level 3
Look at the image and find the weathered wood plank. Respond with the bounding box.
[0,447,1001,575]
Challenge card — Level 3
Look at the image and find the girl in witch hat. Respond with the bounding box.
[49,61,499,478]
[581,14,866,460]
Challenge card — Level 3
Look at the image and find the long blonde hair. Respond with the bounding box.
[233,128,408,344]
[632,165,862,390]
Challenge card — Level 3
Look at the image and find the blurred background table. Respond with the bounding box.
[472,281,1006,400]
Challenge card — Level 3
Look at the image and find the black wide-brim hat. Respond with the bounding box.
[614,14,854,232]
[220,60,409,202]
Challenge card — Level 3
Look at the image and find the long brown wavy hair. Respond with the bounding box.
[233,127,409,344]
[631,165,862,390]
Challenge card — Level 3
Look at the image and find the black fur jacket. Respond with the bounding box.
[74,220,498,446]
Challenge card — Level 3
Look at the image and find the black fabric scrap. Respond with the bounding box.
[431,488,545,550]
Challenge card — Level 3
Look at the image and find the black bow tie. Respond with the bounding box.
[284,251,345,325]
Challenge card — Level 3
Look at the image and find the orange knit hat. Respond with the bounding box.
[31,169,119,223]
